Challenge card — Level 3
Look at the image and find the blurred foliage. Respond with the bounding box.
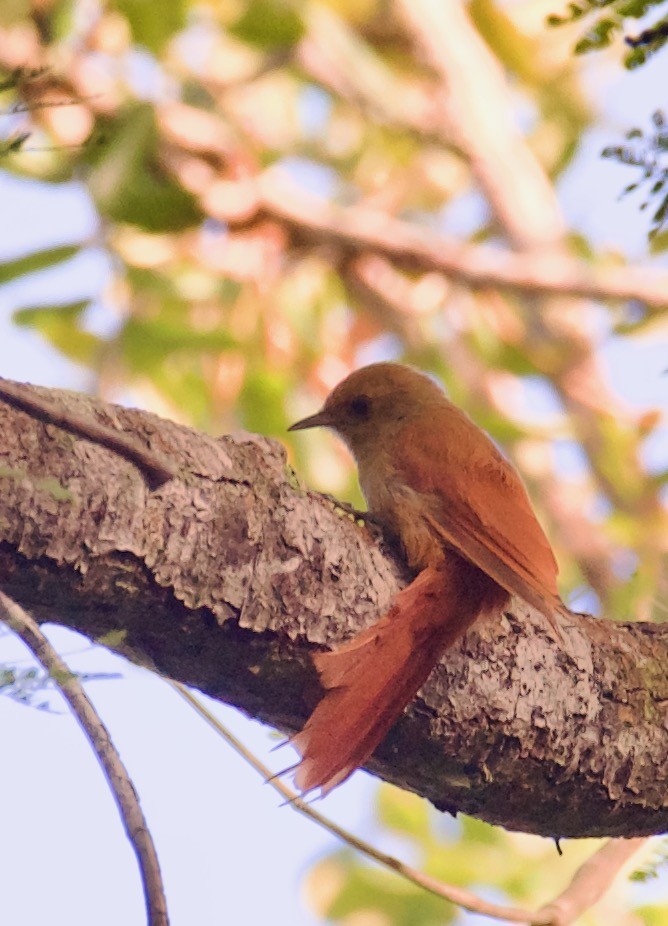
[229,0,305,48]
[0,662,53,709]
[630,837,668,882]
[547,0,668,67]
[0,0,666,923]
[87,104,202,231]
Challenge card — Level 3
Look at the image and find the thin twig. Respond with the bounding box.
[172,681,649,926]
[0,378,176,489]
[170,680,548,925]
[0,591,169,926]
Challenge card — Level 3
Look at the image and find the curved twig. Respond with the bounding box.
[177,680,642,926]
[0,590,169,926]
[170,680,539,922]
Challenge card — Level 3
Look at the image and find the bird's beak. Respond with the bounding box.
[288,409,333,432]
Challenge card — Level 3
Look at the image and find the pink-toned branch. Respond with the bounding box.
[537,838,646,926]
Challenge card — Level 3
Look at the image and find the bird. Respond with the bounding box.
[288,361,566,795]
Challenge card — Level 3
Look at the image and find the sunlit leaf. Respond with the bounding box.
[115,0,187,53]
[310,853,456,926]
[649,227,668,252]
[88,104,201,232]
[120,316,237,365]
[0,243,80,286]
[12,300,101,366]
[376,783,431,842]
[238,367,290,436]
[635,905,668,926]
[230,0,304,49]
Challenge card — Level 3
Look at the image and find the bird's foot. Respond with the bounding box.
[320,494,385,542]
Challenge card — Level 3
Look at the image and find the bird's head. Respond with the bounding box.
[289,362,444,456]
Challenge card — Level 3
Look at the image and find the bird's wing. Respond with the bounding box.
[394,411,561,618]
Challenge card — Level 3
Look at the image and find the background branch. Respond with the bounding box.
[536,838,647,926]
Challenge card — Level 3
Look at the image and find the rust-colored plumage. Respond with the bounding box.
[289,362,565,795]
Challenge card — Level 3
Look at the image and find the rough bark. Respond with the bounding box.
[0,381,666,839]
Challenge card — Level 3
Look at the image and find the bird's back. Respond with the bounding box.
[366,400,561,617]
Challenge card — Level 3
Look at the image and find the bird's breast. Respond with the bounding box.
[357,455,444,571]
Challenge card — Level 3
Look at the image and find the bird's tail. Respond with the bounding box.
[292,558,507,795]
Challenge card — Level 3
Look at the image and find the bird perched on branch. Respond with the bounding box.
[288,362,566,795]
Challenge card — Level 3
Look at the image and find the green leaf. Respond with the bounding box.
[238,367,289,436]
[114,0,187,53]
[116,311,238,426]
[51,0,77,41]
[459,814,506,848]
[635,905,668,926]
[88,104,201,232]
[651,193,668,227]
[12,300,101,366]
[649,227,668,252]
[315,854,454,926]
[375,783,431,841]
[96,629,129,648]
[13,299,88,326]
[0,243,80,286]
[625,45,648,68]
[230,0,305,49]
[575,19,619,53]
[120,316,237,369]
[148,364,214,426]
[618,0,659,18]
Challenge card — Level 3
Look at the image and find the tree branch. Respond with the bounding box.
[395,0,563,248]
[0,380,667,839]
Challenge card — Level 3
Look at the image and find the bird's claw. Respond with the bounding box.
[320,494,385,541]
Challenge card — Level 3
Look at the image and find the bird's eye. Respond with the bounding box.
[349,395,371,419]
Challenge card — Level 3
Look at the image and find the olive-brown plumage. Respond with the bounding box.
[289,362,564,794]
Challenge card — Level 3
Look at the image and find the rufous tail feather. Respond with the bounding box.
[292,558,508,795]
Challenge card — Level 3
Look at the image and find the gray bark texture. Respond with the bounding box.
[0,380,666,839]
